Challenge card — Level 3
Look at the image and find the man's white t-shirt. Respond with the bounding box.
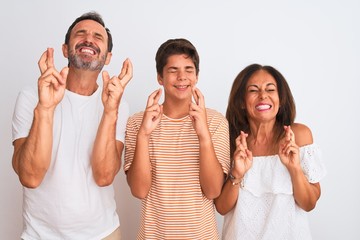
[12,86,128,240]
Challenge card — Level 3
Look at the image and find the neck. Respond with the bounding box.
[248,120,277,156]
[66,68,100,96]
[162,98,192,119]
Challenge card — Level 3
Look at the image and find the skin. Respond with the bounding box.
[126,54,224,200]
[215,70,321,214]
[12,19,133,188]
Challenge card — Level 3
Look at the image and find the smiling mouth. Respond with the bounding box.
[75,43,100,56]
[80,48,96,55]
[174,85,190,90]
[256,104,271,110]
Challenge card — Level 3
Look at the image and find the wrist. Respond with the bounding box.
[228,171,244,187]
[137,129,151,140]
[103,108,118,118]
[287,164,303,177]
[101,111,118,126]
[34,104,55,119]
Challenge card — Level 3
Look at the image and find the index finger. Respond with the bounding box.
[284,125,293,142]
[38,50,48,74]
[119,58,133,87]
[240,131,248,149]
[46,48,55,69]
[38,48,54,74]
[146,88,162,107]
[192,87,205,107]
[288,126,295,142]
[235,135,241,148]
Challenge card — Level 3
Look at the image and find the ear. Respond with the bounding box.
[62,44,68,58]
[105,52,112,65]
[157,74,163,85]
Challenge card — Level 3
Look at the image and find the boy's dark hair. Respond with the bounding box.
[155,38,199,77]
[64,12,113,52]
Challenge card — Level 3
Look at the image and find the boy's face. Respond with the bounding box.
[157,54,198,102]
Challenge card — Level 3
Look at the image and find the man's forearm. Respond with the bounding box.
[13,105,54,188]
[91,111,121,186]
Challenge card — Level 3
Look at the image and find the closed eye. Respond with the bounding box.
[94,33,104,40]
[167,67,177,73]
[247,86,259,92]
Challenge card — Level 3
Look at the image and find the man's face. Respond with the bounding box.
[63,19,111,71]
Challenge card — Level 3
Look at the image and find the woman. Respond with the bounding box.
[215,64,326,239]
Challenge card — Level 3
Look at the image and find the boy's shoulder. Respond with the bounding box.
[128,111,145,124]
[130,111,145,118]
[206,108,226,119]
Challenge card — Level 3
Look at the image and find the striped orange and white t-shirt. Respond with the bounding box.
[124,109,230,240]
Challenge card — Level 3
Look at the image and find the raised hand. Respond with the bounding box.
[102,58,133,113]
[278,125,301,169]
[37,48,69,110]
[139,88,163,136]
[232,131,253,178]
[189,87,208,139]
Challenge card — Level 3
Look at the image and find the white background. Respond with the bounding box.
[1,0,359,239]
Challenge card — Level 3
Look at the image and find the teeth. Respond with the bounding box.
[256,104,271,110]
[81,48,95,55]
[175,85,188,89]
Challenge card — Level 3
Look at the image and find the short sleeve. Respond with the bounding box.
[12,87,38,142]
[116,99,129,143]
[123,112,143,173]
[300,144,327,183]
[207,109,231,175]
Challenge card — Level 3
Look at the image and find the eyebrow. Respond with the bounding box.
[167,65,195,70]
[74,29,105,39]
[74,29,87,34]
[247,83,277,89]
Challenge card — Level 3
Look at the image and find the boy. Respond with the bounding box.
[124,38,229,239]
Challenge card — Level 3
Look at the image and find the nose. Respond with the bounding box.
[177,70,187,81]
[259,90,267,100]
[83,33,95,44]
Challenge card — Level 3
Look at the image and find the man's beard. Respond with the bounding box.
[68,49,106,71]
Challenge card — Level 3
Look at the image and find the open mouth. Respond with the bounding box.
[174,85,190,90]
[255,104,272,111]
[75,43,100,56]
[79,47,96,55]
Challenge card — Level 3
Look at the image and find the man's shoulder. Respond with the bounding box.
[18,85,37,97]
[15,86,38,106]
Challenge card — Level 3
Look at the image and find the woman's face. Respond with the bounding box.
[244,70,280,123]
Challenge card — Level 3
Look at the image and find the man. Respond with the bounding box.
[124,38,230,239]
[12,12,132,239]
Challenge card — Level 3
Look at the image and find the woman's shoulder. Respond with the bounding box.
[291,123,313,147]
